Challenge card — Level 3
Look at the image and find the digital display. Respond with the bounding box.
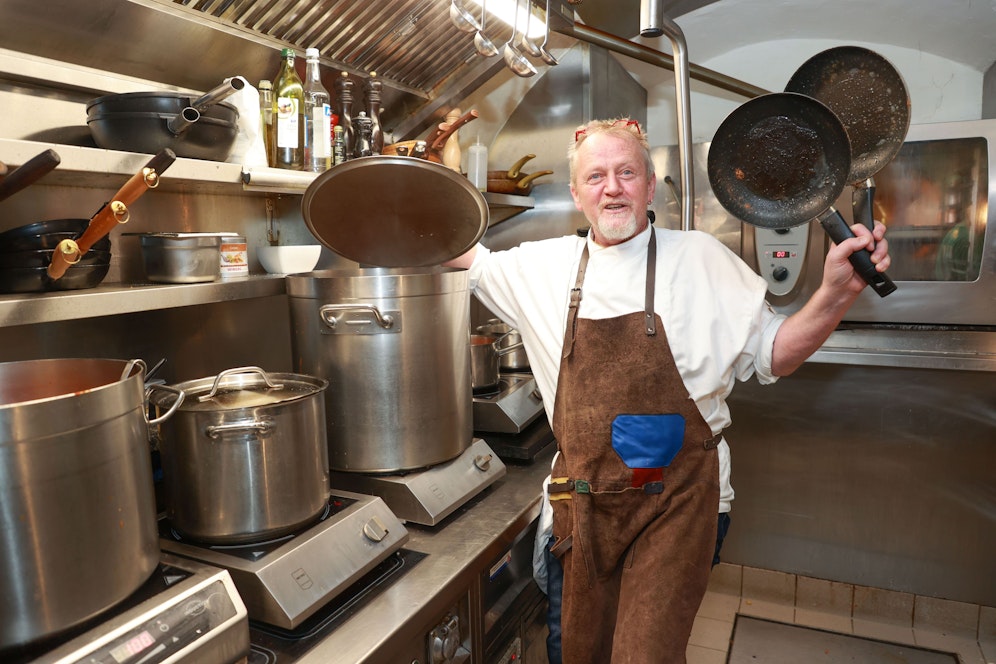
[110,630,155,662]
[773,250,791,258]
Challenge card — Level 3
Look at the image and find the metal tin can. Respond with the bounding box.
[219,234,248,279]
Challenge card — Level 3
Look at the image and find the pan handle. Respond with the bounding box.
[817,207,896,298]
[851,178,877,234]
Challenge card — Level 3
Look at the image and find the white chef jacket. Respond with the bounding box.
[467,225,785,588]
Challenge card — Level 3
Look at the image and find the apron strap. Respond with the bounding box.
[644,226,657,336]
[562,243,590,359]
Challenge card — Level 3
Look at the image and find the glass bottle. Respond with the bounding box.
[333,124,346,166]
[303,47,332,173]
[363,71,383,155]
[333,71,355,160]
[258,80,275,167]
[272,48,304,169]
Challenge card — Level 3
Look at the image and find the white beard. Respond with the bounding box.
[594,210,641,244]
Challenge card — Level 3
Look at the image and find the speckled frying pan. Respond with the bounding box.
[785,46,911,232]
[708,92,897,297]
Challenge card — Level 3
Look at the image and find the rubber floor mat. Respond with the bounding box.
[728,615,959,663]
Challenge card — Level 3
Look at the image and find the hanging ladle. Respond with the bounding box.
[518,0,543,58]
[537,0,559,65]
[474,0,499,57]
[503,0,538,77]
[450,0,481,33]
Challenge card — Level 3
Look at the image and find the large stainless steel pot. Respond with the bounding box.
[475,318,529,371]
[152,367,330,544]
[0,358,171,651]
[286,267,472,473]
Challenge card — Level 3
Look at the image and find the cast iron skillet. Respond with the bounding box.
[707,92,897,297]
[785,46,911,232]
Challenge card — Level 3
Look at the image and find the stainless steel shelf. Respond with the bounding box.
[0,276,288,327]
[484,191,535,226]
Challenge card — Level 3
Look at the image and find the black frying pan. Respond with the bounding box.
[785,46,911,233]
[708,92,896,298]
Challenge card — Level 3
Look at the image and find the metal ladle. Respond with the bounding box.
[503,0,537,77]
[537,0,559,65]
[474,0,499,57]
[518,0,543,58]
[450,0,481,33]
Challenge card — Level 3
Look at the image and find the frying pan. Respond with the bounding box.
[382,109,479,163]
[785,46,911,233]
[707,92,896,298]
[47,149,176,280]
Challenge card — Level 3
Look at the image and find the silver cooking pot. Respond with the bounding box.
[471,333,525,392]
[287,267,472,473]
[152,367,330,544]
[0,358,183,651]
[475,318,529,371]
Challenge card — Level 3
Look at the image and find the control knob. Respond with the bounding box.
[771,266,789,282]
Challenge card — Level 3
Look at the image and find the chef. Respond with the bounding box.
[446,117,890,662]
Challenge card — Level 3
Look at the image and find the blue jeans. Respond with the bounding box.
[544,512,731,664]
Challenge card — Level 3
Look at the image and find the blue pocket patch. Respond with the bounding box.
[611,414,686,469]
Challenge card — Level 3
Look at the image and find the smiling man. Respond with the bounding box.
[446,118,890,662]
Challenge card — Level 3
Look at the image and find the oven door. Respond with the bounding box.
[830,119,996,326]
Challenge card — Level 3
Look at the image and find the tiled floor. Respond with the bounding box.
[686,563,996,664]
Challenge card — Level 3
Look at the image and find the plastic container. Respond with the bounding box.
[467,139,488,192]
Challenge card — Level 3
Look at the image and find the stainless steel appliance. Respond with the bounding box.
[159,490,409,629]
[9,554,249,664]
[331,439,507,526]
[658,119,996,326]
[473,372,545,434]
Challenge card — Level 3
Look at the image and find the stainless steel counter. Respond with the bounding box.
[297,446,554,663]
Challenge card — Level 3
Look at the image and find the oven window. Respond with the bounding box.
[874,137,987,281]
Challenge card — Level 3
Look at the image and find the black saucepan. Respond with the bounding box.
[785,46,911,232]
[708,92,896,298]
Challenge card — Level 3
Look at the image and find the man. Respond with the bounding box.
[447,118,890,663]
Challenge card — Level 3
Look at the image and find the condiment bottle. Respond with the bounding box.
[467,137,488,192]
[333,71,355,160]
[272,48,304,169]
[258,79,275,167]
[363,71,384,155]
[333,124,346,165]
[303,48,332,173]
[442,108,462,172]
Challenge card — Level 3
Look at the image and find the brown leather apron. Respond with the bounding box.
[549,228,720,663]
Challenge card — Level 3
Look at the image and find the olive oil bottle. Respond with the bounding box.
[272,48,304,169]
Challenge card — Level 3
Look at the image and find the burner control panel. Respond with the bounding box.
[754,225,809,296]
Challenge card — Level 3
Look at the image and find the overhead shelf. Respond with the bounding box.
[483,191,535,226]
[0,276,288,328]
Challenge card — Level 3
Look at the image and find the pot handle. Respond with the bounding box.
[198,366,284,402]
[495,340,525,356]
[145,384,186,425]
[320,304,396,330]
[206,418,277,439]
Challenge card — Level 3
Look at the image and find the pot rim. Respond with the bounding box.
[158,366,328,412]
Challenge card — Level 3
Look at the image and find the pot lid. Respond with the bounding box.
[302,155,489,267]
[171,367,327,412]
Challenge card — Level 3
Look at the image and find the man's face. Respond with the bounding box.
[570,132,656,246]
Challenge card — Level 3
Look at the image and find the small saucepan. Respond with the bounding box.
[471,333,524,393]
[785,46,911,233]
[707,92,896,297]
[476,318,529,371]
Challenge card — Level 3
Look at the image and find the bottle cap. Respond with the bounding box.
[281,48,294,57]
[306,47,319,59]
[259,80,272,90]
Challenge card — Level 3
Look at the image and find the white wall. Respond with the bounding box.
[619,39,984,147]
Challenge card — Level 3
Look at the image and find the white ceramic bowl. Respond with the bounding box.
[257,245,322,275]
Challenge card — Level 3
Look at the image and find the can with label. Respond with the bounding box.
[219,235,249,279]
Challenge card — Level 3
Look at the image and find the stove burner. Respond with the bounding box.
[158,494,355,561]
[473,383,502,398]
